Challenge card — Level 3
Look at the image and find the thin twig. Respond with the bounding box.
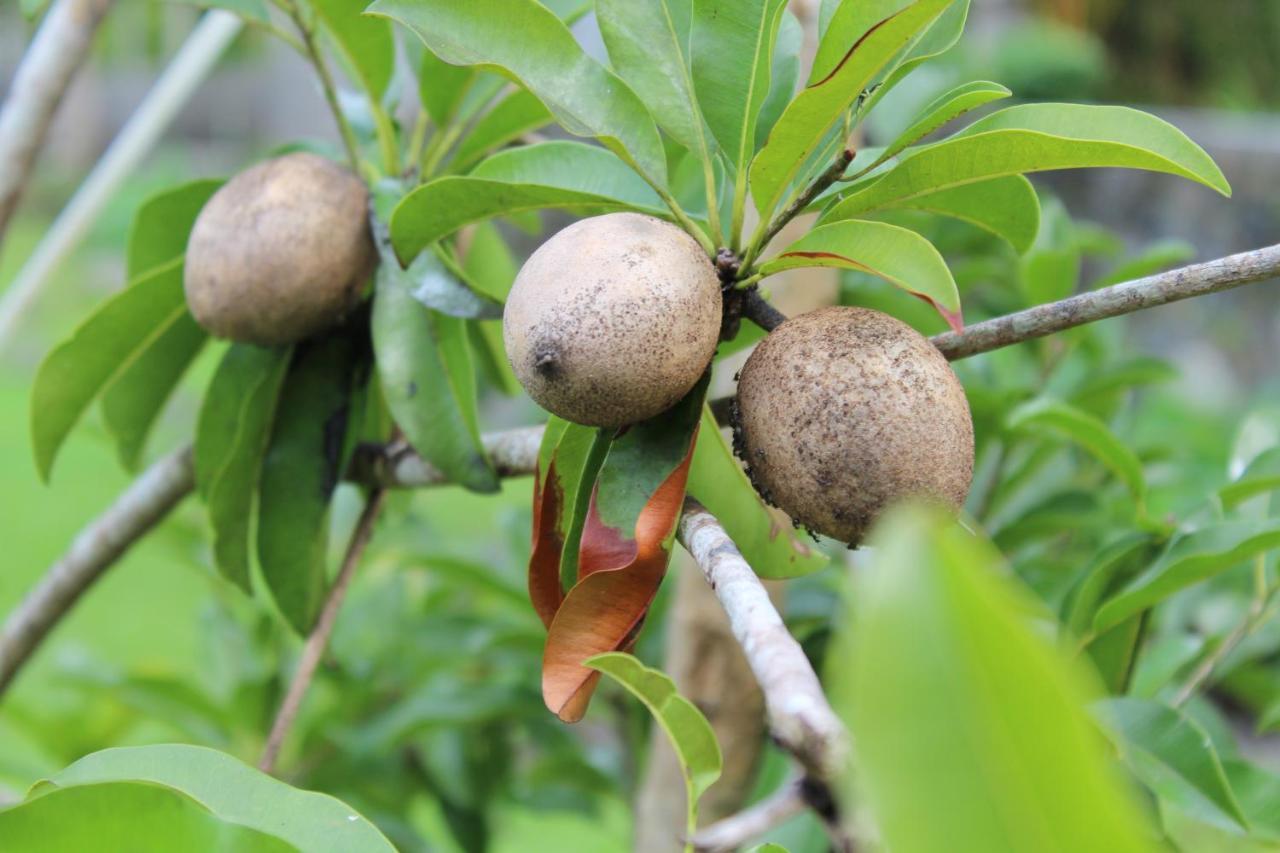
[743,147,855,271]
[258,488,387,774]
[689,776,806,853]
[0,0,114,252]
[280,0,362,172]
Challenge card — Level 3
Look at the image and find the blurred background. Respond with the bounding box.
[1,1,1278,850]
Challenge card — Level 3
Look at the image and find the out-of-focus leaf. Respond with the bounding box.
[1071,357,1179,405]
[587,652,721,807]
[1094,521,1280,634]
[194,344,291,591]
[1096,698,1249,831]
[760,219,962,331]
[390,142,666,261]
[687,407,826,579]
[257,334,362,633]
[1220,448,1280,510]
[1019,197,1080,304]
[450,89,554,172]
[839,504,1155,852]
[126,179,221,278]
[1223,759,1280,841]
[31,259,188,481]
[825,104,1230,222]
[1094,239,1196,288]
[34,744,395,851]
[1063,533,1158,639]
[312,0,395,101]
[462,222,522,395]
[876,175,1041,255]
[1006,398,1146,507]
[370,0,668,185]
[755,9,801,151]
[542,377,708,722]
[171,0,270,23]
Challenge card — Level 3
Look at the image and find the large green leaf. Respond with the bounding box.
[755,8,801,151]
[1223,759,1280,842]
[875,80,1012,169]
[587,652,722,831]
[862,0,971,112]
[370,0,667,185]
[759,219,961,330]
[749,0,953,222]
[257,334,362,634]
[687,407,827,579]
[31,259,189,481]
[194,344,291,592]
[312,0,395,100]
[825,103,1230,221]
[839,504,1154,853]
[1220,448,1280,510]
[373,249,499,494]
[1094,520,1280,634]
[878,175,1041,254]
[389,141,666,261]
[34,744,395,851]
[126,179,221,279]
[0,782,291,852]
[1096,698,1249,831]
[450,89,554,173]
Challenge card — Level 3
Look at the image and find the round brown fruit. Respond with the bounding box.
[184,152,374,346]
[734,306,973,545]
[503,212,722,427]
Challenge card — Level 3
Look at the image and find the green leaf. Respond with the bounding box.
[1094,239,1195,289]
[586,652,721,806]
[170,0,270,23]
[126,179,222,279]
[31,259,188,481]
[1007,398,1146,506]
[0,782,291,852]
[1222,759,1280,842]
[370,0,667,185]
[389,141,666,261]
[1019,197,1080,304]
[1220,448,1280,510]
[687,407,827,579]
[450,89,553,173]
[257,334,362,634]
[373,253,499,494]
[35,744,395,851]
[755,9,801,151]
[1063,533,1158,640]
[194,344,291,592]
[462,223,521,395]
[826,103,1231,222]
[691,0,787,174]
[759,219,961,330]
[876,80,1012,168]
[312,0,395,101]
[861,0,971,112]
[1094,521,1280,634]
[749,0,954,222]
[839,504,1154,852]
[875,175,1041,254]
[1096,698,1249,831]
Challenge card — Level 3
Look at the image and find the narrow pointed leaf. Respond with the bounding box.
[389,142,666,261]
[450,89,553,173]
[126,179,221,278]
[755,9,802,151]
[369,0,667,186]
[760,219,962,331]
[862,0,971,112]
[312,0,395,100]
[1007,399,1146,506]
[876,175,1041,254]
[878,80,1011,166]
[840,505,1155,852]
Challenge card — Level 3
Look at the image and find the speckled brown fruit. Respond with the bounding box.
[503,212,721,427]
[184,152,374,346]
[734,306,973,545]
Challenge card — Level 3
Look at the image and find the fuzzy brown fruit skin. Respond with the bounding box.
[503,212,722,428]
[734,306,973,545]
[184,152,374,346]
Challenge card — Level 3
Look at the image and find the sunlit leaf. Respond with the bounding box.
[874,175,1041,255]
[875,80,1012,168]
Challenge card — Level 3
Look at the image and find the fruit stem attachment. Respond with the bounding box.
[278,0,362,173]
[739,147,855,272]
[652,181,717,257]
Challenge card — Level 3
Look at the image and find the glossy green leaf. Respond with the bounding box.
[840,504,1155,853]
[826,103,1230,222]
[755,9,801,151]
[877,80,1012,167]
[1220,448,1280,510]
[31,259,188,481]
[0,782,291,852]
[862,0,971,112]
[691,0,788,173]
[126,179,221,278]
[687,407,827,579]
[37,744,395,851]
[586,652,722,802]
[1094,520,1280,634]
[312,0,395,100]
[450,89,554,173]
[257,334,362,634]
[760,219,962,330]
[194,344,291,592]
[876,175,1041,254]
[1007,398,1146,506]
[1096,698,1249,831]
[370,0,668,185]
[373,252,498,494]
[389,141,666,261]
[750,0,953,221]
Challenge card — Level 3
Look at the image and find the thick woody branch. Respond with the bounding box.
[0,0,114,249]
[0,445,193,693]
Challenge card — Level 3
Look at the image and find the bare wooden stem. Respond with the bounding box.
[688,776,806,853]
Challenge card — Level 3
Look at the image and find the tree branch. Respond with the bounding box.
[744,147,855,270]
[0,445,193,694]
[688,776,806,853]
[259,488,387,774]
[346,426,544,487]
[0,0,114,252]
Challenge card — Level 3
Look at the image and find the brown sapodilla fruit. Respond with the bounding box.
[184,152,374,346]
[734,306,973,545]
[503,212,722,427]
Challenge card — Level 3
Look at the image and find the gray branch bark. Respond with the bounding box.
[689,776,806,853]
[0,0,114,249]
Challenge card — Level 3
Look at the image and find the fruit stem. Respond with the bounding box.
[653,182,717,257]
[739,147,854,273]
[278,0,363,174]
